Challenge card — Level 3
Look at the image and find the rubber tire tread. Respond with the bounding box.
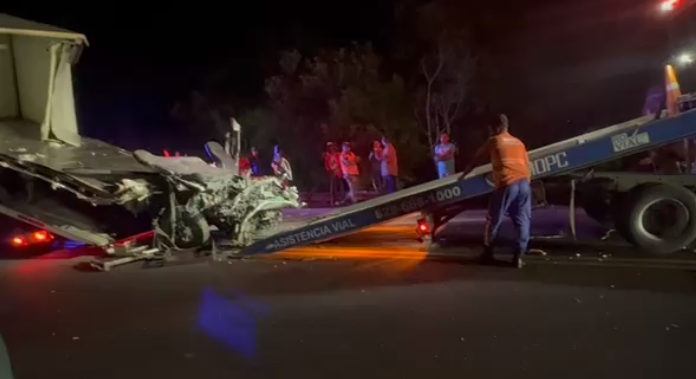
[615,183,696,255]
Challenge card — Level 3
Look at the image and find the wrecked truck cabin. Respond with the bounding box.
[0,14,166,245]
[0,14,304,254]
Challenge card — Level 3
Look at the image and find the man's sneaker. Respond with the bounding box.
[511,255,524,269]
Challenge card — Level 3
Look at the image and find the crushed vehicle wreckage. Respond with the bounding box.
[134,141,304,252]
[0,14,303,269]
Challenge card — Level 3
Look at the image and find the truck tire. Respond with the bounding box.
[157,207,210,249]
[616,184,696,255]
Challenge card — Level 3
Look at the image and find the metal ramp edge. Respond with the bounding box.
[0,202,112,246]
[239,109,696,255]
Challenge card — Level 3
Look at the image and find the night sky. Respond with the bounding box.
[2,1,395,147]
[1,0,694,152]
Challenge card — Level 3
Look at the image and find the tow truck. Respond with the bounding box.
[231,68,696,258]
[2,14,696,271]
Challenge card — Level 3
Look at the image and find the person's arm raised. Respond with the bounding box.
[459,140,491,180]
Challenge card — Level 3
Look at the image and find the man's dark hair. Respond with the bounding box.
[484,113,509,133]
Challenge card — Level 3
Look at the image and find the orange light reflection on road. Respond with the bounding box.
[274,245,429,277]
[274,223,425,261]
[276,245,428,261]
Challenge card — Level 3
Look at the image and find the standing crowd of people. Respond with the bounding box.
[321,132,460,205]
[323,136,400,206]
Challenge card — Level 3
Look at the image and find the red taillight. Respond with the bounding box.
[32,231,49,241]
[10,230,54,247]
[416,218,431,237]
[11,236,27,247]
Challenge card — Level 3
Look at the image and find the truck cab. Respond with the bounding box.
[0,14,156,247]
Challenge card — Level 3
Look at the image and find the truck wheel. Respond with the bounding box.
[157,207,210,249]
[617,184,696,254]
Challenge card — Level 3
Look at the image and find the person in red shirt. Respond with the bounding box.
[462,114,531,268]
[238,155,251,175]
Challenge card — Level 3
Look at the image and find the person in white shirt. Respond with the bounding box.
[434,133,456,179]
[380,136,399,193]
[271,145,293,184]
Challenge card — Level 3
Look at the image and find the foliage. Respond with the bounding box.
[396,0,506,161]
[417,28,476,153]
[169,91,236,148]
[242,43,428,188]
[170,0,500,187]
[236,107,277,153]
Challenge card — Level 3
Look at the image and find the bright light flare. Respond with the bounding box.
[415,218,432,237]
[660,0,679,12]
[32,231,49,241]
[10,230,54,247]
[11,237,26,247]
[677,53,694,65]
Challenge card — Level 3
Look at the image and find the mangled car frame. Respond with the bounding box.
[0,14,303,264]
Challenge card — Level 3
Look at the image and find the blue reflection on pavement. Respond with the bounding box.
[197,287,269,361]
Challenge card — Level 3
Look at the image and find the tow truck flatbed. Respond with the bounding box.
[240,110,696,255]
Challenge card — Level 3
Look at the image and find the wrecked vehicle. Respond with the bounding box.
[0,14,303,261]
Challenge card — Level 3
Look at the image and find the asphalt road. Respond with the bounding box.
[1,207,696,379]
[1,257,696,379]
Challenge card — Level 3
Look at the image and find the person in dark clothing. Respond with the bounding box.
[249,147,263,176]
[368,140,384,193]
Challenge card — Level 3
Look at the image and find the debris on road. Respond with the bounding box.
[528,249,547,256]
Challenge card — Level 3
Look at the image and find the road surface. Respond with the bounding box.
[1,206,695,379]
[1,256,696,379]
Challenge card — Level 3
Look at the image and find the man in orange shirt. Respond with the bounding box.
[462,114,531,268]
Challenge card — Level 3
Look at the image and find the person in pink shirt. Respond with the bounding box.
[340,142,361,204]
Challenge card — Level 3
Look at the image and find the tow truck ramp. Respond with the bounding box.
[240,109,696,255]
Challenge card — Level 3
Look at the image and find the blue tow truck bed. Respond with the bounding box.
[240,109,696,255]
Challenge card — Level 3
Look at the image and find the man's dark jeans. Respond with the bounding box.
[383,175,397,194]
[329,175,345,205]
